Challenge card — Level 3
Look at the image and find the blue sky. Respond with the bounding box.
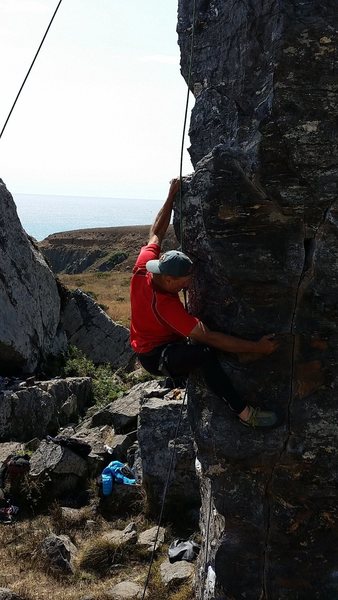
[0,0,193,199]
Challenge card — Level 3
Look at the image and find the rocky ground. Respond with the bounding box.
[0,374,199,600]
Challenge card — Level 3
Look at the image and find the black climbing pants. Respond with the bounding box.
[137,342,246,415]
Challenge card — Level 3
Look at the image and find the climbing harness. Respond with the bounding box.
[0,0,64,140]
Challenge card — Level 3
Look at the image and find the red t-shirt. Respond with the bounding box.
[130,244,199,354]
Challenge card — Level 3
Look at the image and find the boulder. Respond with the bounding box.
[0,377,92,442]
[69,423,115,475]
[70,418,137,476]
[0,180,66,375]
[61,289,134,369]
[137,526,165,552]
[40,533,78,574]
[0,443,23,464]
[29,440,88,499]
[103,522,137,546]
[0,590,24,600]
[160,559,194,587]
[91,380,164,432]
[105,433,137,462]
[98,483,143,520]
[106,581,146,599]
[30,440,88,477]
[60,506,85,523]
[137,390,200,517]
[177,0,338,597]
[38,376,93,419]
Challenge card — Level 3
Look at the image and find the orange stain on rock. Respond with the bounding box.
[295,360,324,398]
[310,337,328,350]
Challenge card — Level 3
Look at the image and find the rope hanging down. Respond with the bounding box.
[141,387,188,600]
[0,0,64,141]
[141,4,197,599]
[178,0,197,252]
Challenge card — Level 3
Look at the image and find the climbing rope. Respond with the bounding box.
[141,9,198,597]
[178,0,197,251]
[2,0,198,595]
[0,0,64,140]
[202,481,213,599]
[141,387,188,600]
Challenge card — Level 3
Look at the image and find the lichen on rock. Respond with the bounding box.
[177,0,338,597]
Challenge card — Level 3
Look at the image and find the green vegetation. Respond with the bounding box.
[98,251,128,272]
[62,346,127,406]
[92,365,127,405]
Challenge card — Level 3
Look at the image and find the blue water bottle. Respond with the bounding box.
[101,472,112,496]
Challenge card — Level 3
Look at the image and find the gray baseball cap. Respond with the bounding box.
[146,250,193,277]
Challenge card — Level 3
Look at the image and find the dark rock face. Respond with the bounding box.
[138,390,200,519]
[178,1,338,598]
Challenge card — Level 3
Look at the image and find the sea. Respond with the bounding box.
[13,194,161,241]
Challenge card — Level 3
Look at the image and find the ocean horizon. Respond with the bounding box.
[14,193,161,241]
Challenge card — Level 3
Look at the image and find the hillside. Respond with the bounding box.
[38,225,179,327]
[39,225,178,275]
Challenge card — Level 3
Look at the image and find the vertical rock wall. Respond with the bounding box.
[0,181,66,374]
[177,1,338,598]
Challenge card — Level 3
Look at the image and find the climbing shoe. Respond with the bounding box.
[239,406,277,428]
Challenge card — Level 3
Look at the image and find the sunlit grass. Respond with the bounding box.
[59,271,131,327]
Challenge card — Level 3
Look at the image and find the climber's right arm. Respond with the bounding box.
[189,322,279,355]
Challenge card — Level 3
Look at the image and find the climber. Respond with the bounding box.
[130,179,280,428]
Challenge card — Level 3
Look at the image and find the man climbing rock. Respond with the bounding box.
[130,179,279,428]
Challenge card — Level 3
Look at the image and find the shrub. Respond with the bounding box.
[78,537,123,575]
[63,346,97,378]
[98,252,128,272]
[62,347,127,406]
[92,365,126,406]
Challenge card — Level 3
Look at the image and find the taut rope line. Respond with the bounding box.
[140,387,188,600]
[0,0,64,140]
[141,6,198,597]
[178,0,197,251]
